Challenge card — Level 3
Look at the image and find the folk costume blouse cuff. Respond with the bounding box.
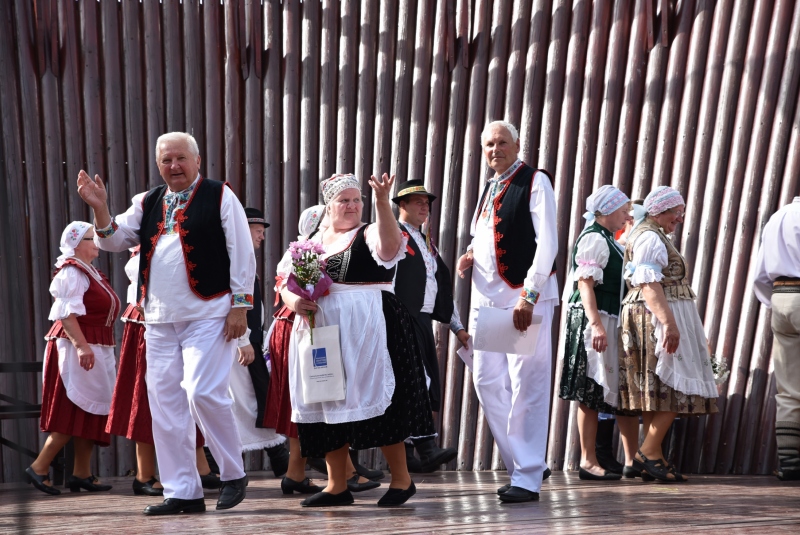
[364,224,408,269]
[573,232,610,285]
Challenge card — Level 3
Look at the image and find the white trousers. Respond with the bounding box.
[145,317,245,500]
[471,300,554,493]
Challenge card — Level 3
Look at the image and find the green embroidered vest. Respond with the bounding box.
[568,222,625,315]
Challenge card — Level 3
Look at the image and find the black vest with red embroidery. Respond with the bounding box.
[137,177,231,303]
[475,163,556,289]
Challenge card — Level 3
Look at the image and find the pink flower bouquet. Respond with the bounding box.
[286,238,332,343]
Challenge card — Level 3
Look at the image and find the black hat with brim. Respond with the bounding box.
[391,179,437,204]
[245,207,270,228]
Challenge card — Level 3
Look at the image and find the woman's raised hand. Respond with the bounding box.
[77,170,108,209]
[368,173,395,201]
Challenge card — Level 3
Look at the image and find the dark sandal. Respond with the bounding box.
[632,450,674,482]
[667,464,688,482]
[25,466,61,495]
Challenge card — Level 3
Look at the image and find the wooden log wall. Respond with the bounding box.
[0,0,797,482]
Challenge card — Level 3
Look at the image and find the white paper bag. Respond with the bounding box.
[296,321,346,404]
[473,306,542,355]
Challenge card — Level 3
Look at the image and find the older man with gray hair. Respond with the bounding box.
[77,132,254,515]
[456,120,558,503]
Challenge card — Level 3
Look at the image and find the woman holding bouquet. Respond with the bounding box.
[277,173,433,507]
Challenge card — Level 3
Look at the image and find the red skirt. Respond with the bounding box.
[40,339,111,447]
[105,311,154,444]
[263,307,298,439]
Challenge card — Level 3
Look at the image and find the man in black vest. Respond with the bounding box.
[392,181,469,472]
[456,121,558,503]
[77,132,253,515]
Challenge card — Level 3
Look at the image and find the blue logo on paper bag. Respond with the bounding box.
[312,348,327,368]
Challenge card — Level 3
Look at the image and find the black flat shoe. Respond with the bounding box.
[543,467,551,481]
[347,474,381,492]
[622,465,654,481]
[351,449,386,481]
[301,489,354,507]
[143,498,206,516]
[25,466,60,496]
[578,467,622,481]
[200,472,222,490]
[216,476,247,510]
[377,481,416,506]
[265,443,290,478]
[67,475,112,492]
[498,486,539,503]
[497,483,511,495]
[133,477,164,496]
[281,476,323,495]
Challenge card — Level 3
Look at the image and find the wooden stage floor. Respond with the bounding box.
[2,470,799,534]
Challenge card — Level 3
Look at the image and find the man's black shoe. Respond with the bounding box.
[216,476,247,510]
[143,498,206,516]
[498,486,539,503]
[413,437,457,472]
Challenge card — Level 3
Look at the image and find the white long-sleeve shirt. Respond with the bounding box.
[469,161,559,309]
[94,176,255,323]
[753,197,800,307]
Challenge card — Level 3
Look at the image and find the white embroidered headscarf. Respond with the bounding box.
[298,205,328,237]
[583,185,630,229]
[56,221,93,268]
[321,173,361,205]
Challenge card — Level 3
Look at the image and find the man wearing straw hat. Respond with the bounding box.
[76,131,254,514]
[754,198,800,481]
[392,179,469,472]
[456,120,558,503]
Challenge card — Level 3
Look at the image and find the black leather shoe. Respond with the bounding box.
[347,474,381,492]
[216,476,247,510]
[301,489,354,507]
[404,442,424,473]
[266,443,290,478]
[622,465,654,481]
[143,498,206,516]
[578,467,622,481]
[281,476,323,495]
[25,466,61,496]
[377,481,416,506]
[543,467,551,481]
[498,486,539,503]
[133,477,164,496]
[351,449,386,480]
[497,483,511,495]
[200,472,222,490]
[413,437,458,472]
[67,475,112,492]
[306,457,328,475]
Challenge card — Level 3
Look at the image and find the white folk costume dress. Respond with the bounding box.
[468,159,558,494]
[94,175,255,500]
[618,219,717,413]
[41,258,120,446]
[559,223,625,411]
[276,223,434,458]
[229,277,286,452]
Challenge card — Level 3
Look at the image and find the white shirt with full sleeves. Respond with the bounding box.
[47,266,116,415]
[468,166,559,308]
[753,197,800,307]
[626,231,668,287]
[94,177,255,323]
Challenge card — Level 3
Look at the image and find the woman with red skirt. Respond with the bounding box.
[26,222,121,495]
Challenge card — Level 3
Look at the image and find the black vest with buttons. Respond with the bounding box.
[137,177,231,303]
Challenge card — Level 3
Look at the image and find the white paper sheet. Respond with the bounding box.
[456,336,474,371]
[473,306,542,355]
